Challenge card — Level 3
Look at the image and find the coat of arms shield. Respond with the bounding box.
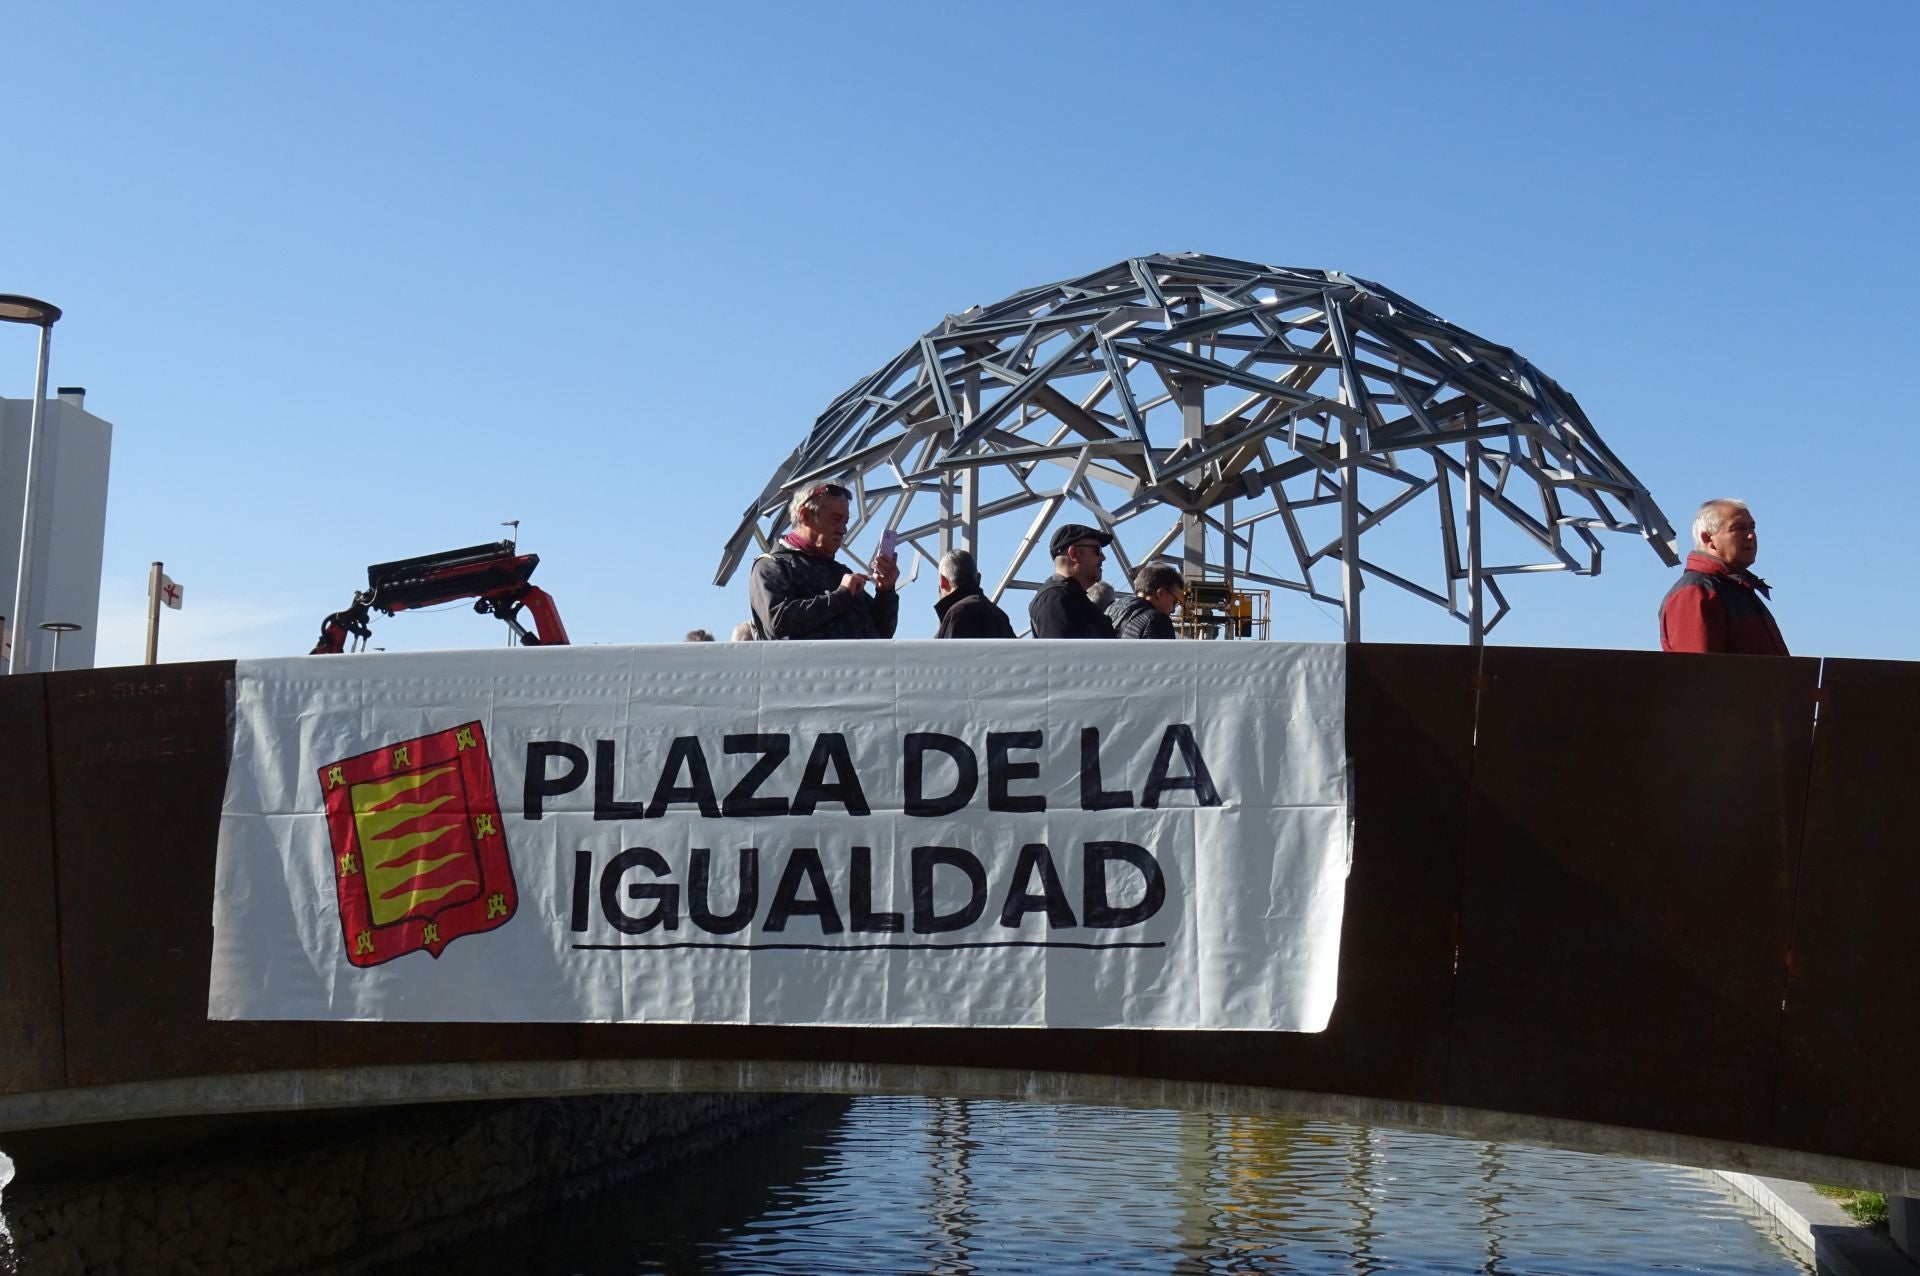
[319,720,517,966]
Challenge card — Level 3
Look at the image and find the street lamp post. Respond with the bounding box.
[39,620,80,671]
[0,294,63,675]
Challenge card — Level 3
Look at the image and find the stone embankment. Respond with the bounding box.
[1,1093,809,1276]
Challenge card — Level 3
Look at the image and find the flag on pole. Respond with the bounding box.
[160,574,184,610]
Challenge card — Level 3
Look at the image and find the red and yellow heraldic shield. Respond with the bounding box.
[319,721,517,966]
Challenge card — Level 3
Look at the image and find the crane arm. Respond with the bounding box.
[309,540,571,654]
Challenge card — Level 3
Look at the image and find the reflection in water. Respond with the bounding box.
[1477,1141,1509,1273]
[407,1098,1808,1275]
[1351,1118,1382,1273]
[924,1097,978,1275]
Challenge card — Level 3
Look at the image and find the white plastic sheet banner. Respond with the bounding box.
[210,641,1350,1030]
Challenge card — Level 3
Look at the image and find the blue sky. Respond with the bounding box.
[5,1,1914,662]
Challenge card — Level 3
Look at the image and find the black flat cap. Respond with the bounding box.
[1048,523,1114,558]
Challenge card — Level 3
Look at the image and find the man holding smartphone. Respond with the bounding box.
[749,483,900,639]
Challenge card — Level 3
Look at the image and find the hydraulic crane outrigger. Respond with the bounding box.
[310,540,571,654]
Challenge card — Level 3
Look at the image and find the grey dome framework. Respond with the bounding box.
[715,253,1678,641]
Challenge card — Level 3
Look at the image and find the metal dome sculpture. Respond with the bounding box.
[715,252,1678,641]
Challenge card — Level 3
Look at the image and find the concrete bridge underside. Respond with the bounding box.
[4,646,1918,1193]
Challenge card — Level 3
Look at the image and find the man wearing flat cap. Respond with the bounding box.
[1029,523,1116,638]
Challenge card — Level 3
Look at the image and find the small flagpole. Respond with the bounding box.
[145,561,163,665]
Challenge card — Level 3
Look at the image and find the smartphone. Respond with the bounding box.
[878,528,899,559]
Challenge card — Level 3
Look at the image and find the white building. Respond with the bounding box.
[0,389,113,672]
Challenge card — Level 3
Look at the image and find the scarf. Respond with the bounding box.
[782,531,834,560]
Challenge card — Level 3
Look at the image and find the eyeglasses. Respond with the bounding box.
[804,483,853,501]
[1069,542,1106,555]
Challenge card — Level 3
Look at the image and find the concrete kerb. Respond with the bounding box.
[1711,1171,1920,1276]
[6,1060,1920,1196]
[1893,1198,1920,1258]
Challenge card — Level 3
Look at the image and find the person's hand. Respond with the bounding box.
[870,553,900,591]
[839,572,872,595]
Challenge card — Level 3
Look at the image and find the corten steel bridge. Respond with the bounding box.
[716,254,1679,642]
[3,647,1919,1194]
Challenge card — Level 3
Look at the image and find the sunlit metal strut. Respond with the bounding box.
[716,253,1678,642]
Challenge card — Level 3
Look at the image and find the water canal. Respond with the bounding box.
[397,1096,1808,1274]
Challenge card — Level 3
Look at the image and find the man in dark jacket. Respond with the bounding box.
[1108,562,1184,639]
[1658,498,1787,655]
[1028,523,1116,638]
[934,548,1015,638]
[750,482,900,640]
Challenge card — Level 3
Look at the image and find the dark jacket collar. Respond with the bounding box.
[1686,550,1773,598]
[935,586,985,618]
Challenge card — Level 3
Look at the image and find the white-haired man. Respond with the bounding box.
[933,548,1015,639]
[1658,498,1787,655]
[750,483,899,640]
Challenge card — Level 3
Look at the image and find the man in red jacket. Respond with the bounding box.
[1658,499,1788,655]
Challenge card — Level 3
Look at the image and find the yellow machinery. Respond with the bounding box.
[1177,579,1269,640]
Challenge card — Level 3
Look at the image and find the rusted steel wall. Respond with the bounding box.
[1776,657,1920,1167]
[0,675,62,1094]
[38,664,313,1087]
[1450,647,1819,1144]
[0,645,1906,1171]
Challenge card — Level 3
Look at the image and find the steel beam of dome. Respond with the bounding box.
[715,253,1679,643]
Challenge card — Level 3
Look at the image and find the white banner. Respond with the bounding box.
[210,641,1349,1031]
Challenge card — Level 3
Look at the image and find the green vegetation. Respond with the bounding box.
[1814,1184,1888,1227]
